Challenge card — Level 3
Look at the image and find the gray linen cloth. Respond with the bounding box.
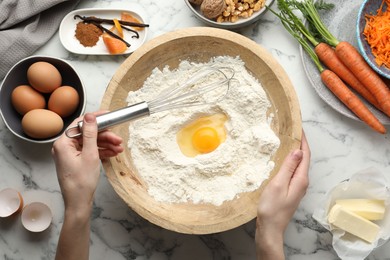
[0,0,81,80]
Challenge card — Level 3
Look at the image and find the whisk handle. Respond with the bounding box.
[65,102,150,138]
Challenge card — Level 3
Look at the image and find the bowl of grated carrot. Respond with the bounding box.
[357,0,390,79]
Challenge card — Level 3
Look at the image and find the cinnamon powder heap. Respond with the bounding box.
[75,22,103,47]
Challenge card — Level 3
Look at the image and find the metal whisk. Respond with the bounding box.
[65,66,237,138]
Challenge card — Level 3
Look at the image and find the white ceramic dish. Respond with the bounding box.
[300,0,390,125]
[59,8,148,55]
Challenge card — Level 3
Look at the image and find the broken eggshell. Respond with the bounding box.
[0,188,23,217]
[21,202,52,232]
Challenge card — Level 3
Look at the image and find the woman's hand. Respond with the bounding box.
[255,131,310,260]
[52,112,124,212]
[53,112,124,260]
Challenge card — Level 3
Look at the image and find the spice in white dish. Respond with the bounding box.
[126,56,280,206]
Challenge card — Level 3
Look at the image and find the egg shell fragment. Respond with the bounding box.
[22,109,64,139]
[11,85,46,115]
[0,188,23,218]
[21,202,52,232]
[27,62,62,93]
[48,86,80,117]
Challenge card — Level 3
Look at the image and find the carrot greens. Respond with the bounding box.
[287,0,339,47]
[266,1,322,71]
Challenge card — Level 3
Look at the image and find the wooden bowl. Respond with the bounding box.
[101,27,302,234]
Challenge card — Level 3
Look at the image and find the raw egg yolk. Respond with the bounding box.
[192,127,220,153]
[177,113,227,157]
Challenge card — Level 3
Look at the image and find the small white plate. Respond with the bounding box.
[59,8,148,55]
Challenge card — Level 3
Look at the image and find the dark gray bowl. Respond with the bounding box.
[0,55,86,143]
[357,0,390,79]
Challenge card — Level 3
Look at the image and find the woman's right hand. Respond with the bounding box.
[255,131,311,260]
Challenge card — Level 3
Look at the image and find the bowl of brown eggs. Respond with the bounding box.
[100,27,302,234]
[0,55,86,143]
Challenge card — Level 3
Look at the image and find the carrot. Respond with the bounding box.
[321,69,386,134]
[315,42,381,110]
[293,0,390,118]
[335,41,390,117]
[267,3,386,134]
[364,0,390,69]
[269,0,382,111]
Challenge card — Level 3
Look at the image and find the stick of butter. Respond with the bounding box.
[328,204,380,243]
[335,199,385,220]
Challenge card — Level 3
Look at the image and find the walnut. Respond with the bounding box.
[200,0,226,19]
[215,0,265,23]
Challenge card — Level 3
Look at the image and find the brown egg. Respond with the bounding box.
[48,86,80,117]
[22,109,64,139]
[11,85,46,115]
[27,62,62,93]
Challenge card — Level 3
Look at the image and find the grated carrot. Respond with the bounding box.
[363,0,390,69]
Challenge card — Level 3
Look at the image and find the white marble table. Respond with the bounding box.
[0,0,389,259]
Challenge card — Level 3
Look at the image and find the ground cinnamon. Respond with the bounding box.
[75,22,103,47]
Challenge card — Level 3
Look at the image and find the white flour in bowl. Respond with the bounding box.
[126,56,280,206]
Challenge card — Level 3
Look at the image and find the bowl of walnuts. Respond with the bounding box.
[185,0,275,29]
